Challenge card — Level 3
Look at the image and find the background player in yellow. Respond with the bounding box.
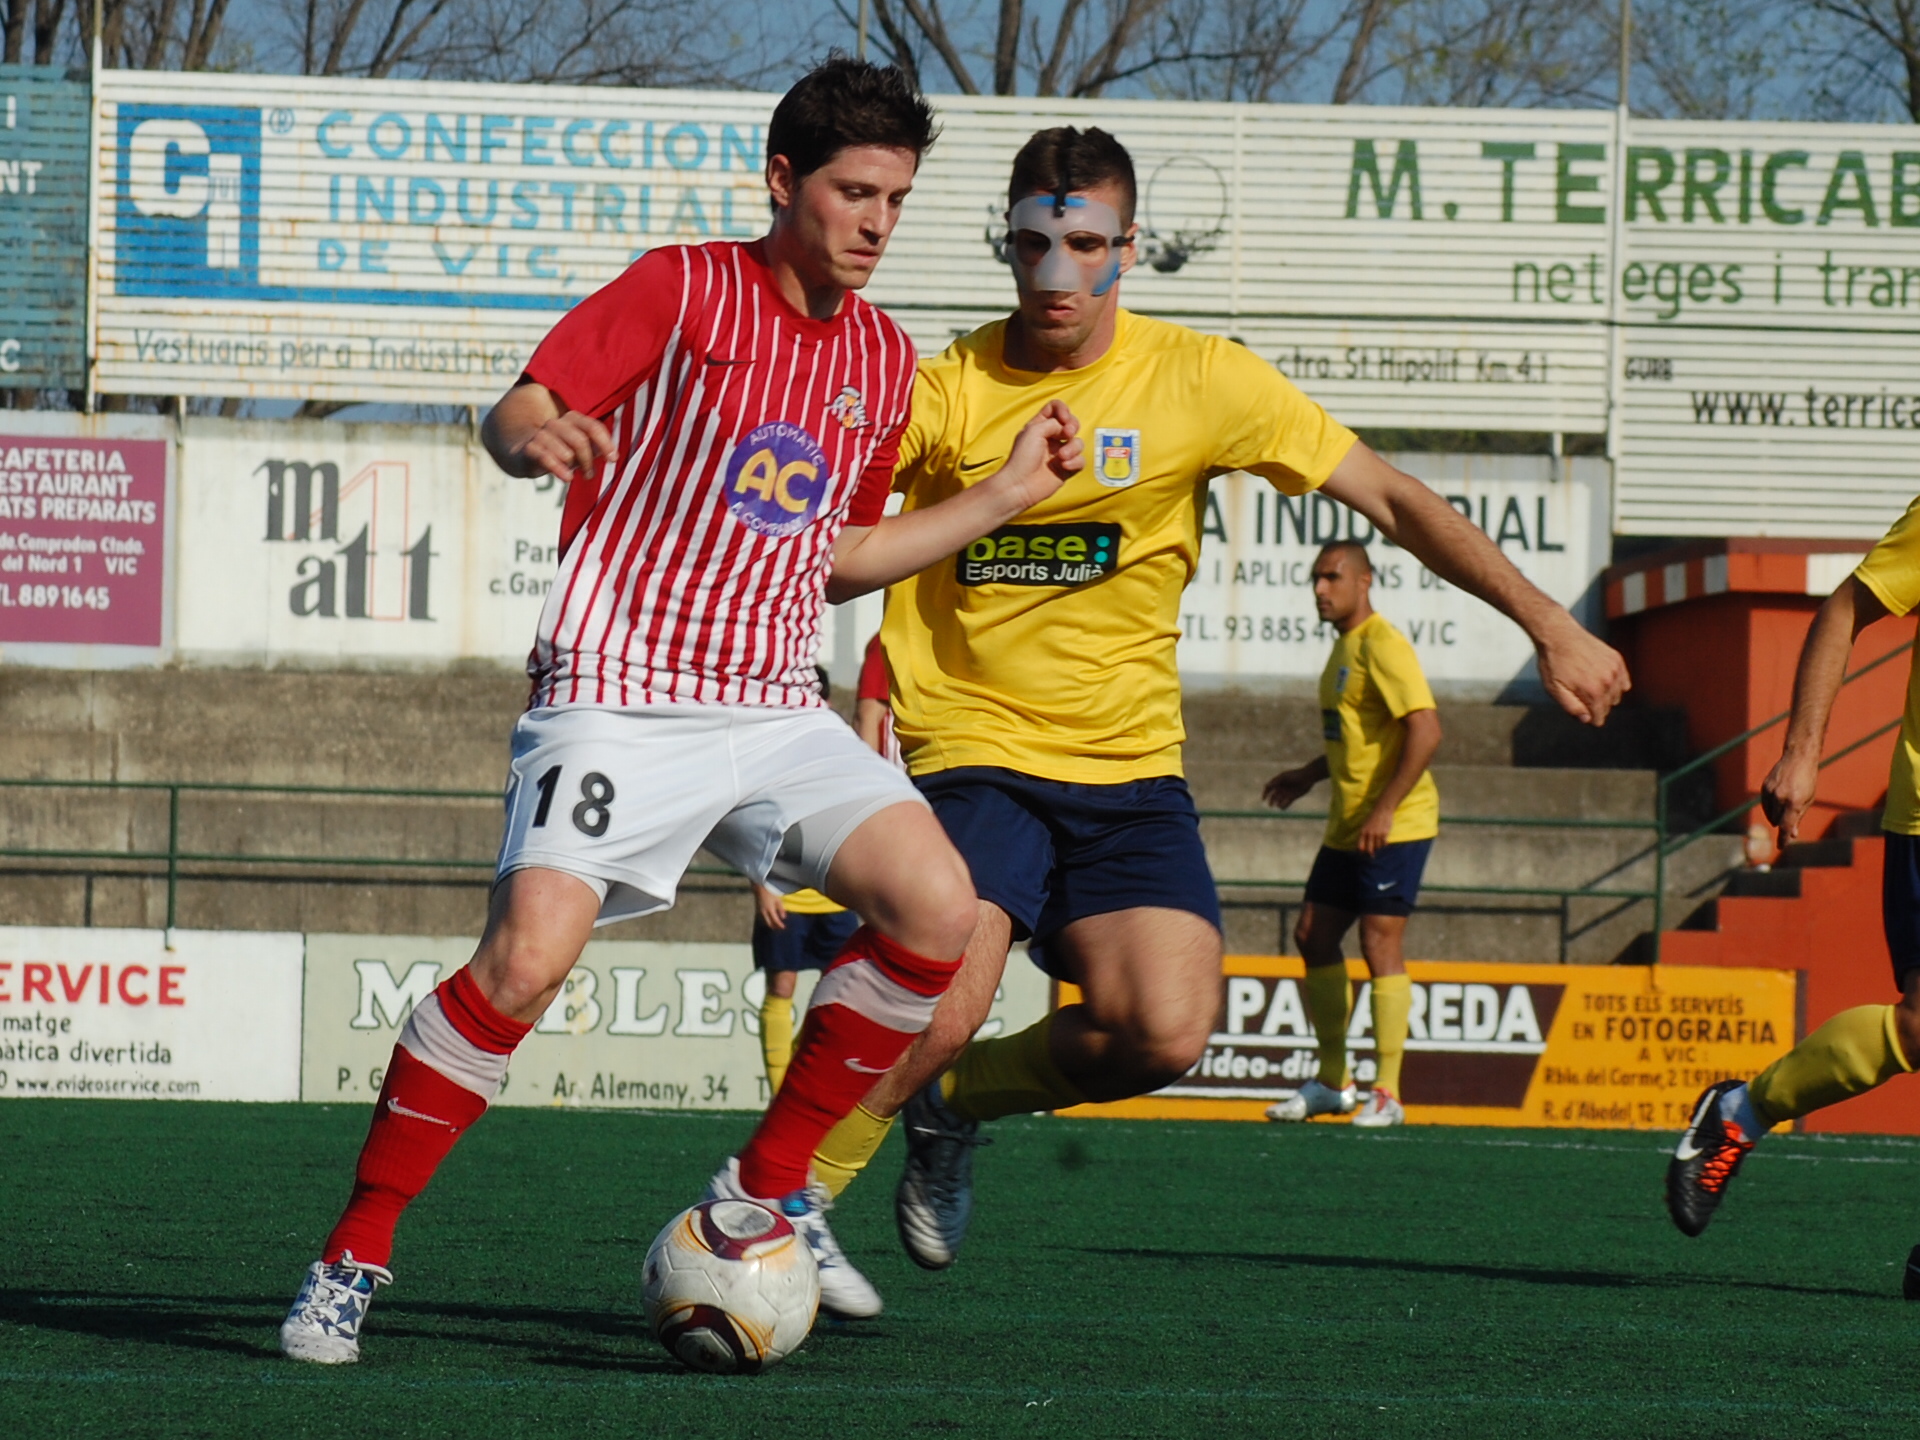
[811,125,1630,1285]
[1667,496,1920,1260]
[1261,541,1441,1129]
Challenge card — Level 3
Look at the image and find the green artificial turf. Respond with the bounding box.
[3,1102,1918,1438]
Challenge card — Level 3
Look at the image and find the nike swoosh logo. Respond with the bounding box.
[1674,1136,1701,1160]
[1375,881,1394,890]
[705,355,752,366]
[387,1098,456,1127]
[844,1058,890,1074]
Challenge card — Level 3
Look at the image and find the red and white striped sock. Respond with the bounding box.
[736,927,960,1200]
[322,966,531,1267]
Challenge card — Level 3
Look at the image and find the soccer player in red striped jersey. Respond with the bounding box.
[278,57,1084,1363]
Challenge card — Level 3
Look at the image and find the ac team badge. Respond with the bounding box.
[723,422,830,538]
[1093,428,1141,488]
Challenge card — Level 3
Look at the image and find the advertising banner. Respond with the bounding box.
[0,927,303,1101]
[299,934,1051,1110]
[1615,121,1920,537]
[91,72,1615,428]
[0,430,169,647]
[1181,454,1608,691]
[171,414,887,673]
[1063,955,1797,1130]
[174,415,561,664]
[0,65,89,390]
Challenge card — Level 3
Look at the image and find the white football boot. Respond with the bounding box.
[279,1252,393,1363]
[1351,1087,1406,1127]
[1264,1078,1358,1122]
[706,1157,883,1319]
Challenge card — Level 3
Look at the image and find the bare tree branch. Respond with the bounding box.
[1332,0,1391,102]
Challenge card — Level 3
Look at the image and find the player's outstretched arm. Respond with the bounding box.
[1320,443,1629,726]
[826,401,1084,601]
[1760,576,1889,848]
[482,381,613,482]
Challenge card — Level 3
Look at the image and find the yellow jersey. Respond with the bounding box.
[1850,497,1920,834]
[885,311,1357,783]
[1319,612,1440,850]
[779,888,845,916]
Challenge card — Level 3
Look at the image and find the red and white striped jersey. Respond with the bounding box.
[521,241,914,710]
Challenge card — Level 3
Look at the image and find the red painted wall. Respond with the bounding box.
[1662,838,1920,1134]
[1615,597,1913,840]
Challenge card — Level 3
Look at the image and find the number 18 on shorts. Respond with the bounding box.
[494,705,925,927]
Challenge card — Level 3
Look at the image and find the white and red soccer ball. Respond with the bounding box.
[643,1199,820,1373]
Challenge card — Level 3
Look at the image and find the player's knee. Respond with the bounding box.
[471,933,570,1020]
[1123,1012,1213,1087]
[1292,913,1315,955]
[907,854,980,959]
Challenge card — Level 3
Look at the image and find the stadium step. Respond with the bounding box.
[0,667,1726,962]
[1658,826,1904,1134]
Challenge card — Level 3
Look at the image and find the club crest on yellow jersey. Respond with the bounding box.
[1093,428,1141,488]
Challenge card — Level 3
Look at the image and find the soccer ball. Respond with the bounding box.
[643,1199,820,1373]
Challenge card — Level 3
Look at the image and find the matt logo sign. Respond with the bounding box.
[114,105,261,291]
[260,457,435,621]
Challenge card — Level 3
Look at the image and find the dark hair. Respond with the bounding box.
[1316,540,1373,576]
[767,53,937,195]
[1008,126,1137,225]
[814,664,833,700]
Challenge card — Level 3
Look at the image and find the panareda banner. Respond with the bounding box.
[1063,955,1799,1131]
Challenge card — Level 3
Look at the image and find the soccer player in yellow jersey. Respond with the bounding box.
[1668,497,1920,1261]
[810,125,1629,1280]
[1262,541,1440,1129]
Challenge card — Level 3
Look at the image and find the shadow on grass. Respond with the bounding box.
[0,1289,683,1372]
[1077,1249,1889,1301]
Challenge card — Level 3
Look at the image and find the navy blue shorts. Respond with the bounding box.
[914,767,1221,977]
[752,907,861,973]
[1304,839,1432,917]
[1883,833,1920,987]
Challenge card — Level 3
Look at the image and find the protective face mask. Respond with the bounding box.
[1005,194,1128,297]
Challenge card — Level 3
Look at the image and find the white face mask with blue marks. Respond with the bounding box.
[1005,194,1129,297]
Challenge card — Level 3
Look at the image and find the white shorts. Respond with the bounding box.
[495,704,927,926]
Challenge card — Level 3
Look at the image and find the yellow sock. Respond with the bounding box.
[942,1011,1088,1123]
[1747,1004,1913,1126]
[759,993,794,1096]
[1371,973,1411,1096]
[1304,962,1351,1088]
[812,1103,896,1199]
